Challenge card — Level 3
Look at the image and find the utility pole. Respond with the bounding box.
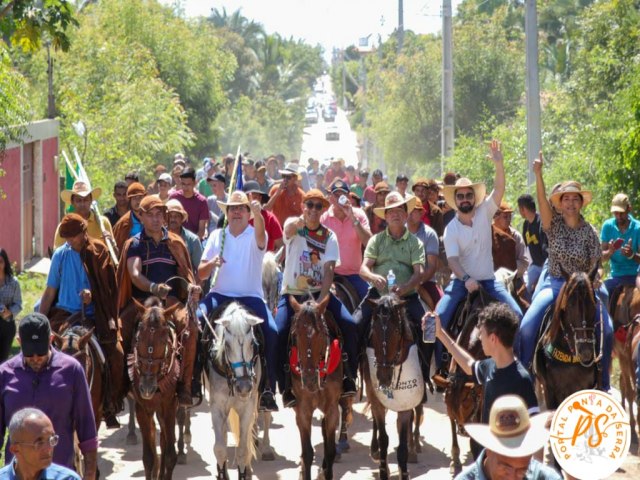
[441,0,455,174]
[46,41,56,119]
[341,52,347,110]
[525,0,541,188]
[398,0,404,55]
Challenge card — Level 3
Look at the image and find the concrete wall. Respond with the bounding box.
[0,147,23,268]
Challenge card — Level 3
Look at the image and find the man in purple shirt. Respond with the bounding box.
[0,314,97,478]
[169,167,209,239]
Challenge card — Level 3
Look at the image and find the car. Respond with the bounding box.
[305,108,319,124]
[322,107,336,122]
[325,126,340,141]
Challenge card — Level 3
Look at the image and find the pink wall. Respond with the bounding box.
[0,147,22,266]
[42,137,59,254]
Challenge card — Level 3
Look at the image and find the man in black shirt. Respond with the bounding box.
[104,181,129,227]
[517,194,548,296]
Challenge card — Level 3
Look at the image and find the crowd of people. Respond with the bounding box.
[0,145,639,479]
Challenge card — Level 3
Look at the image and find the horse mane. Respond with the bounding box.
[214,303,252,364]
[142,296,167,327]
[292,300,329,337]
[374,294,412,341]
[546,272,596,342]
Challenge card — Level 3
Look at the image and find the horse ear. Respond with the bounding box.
[588,262,600,283]
[246,315,264,326]
[317,294,330,315]
[164,303,181,318]
[215,317,230,327]
[52,332,64,349]
[133,298,146,315]
[367,297,380,307]
[79,327,95,346]
[289,295,302,313]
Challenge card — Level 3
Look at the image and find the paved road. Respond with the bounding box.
[97,390,640,479]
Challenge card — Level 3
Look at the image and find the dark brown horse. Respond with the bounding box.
[363,294,424,480]
[432,289,490,474]
[611,285,640,446]
[289,295,342,480]
[535,269,602,410]
[128,297,181,480]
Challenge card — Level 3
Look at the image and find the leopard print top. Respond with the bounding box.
[546,212,601,278]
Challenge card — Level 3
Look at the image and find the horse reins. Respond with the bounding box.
[294,307,331,391]
[558,297,604,368]
[370,302,408,390]
[219,326,260,396]
[133,317,179,389]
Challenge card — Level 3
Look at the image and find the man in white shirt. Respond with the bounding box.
[434,140,523,374]
[197,191,279,412]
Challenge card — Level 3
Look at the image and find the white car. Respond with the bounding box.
[305,108,319,124]
[325,126,340,141]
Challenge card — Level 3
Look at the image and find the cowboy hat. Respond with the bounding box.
[278,163,302,179]
[165,199,188,223]
[465,395,550,458]
[60,181,102,205]
[442,177,486,211]
[217,190,253,217]
[373,192,417,219]
[549,181,592,210]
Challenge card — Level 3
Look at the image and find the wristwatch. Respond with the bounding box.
[461,274,471,282]
[352,219,360,227]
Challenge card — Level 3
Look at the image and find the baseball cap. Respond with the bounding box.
[19,313,51,357]
[611,193,630,213]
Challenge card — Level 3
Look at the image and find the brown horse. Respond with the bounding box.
[432,289,490,474]
[128,297,181,480]
[289,295,342,480]
[535,269,602,410]
[363,294,424,480]
[611,285,640,446]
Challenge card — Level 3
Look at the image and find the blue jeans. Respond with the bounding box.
[199,292,280,393]
[603,275,637,307]
[434,278,523,368]
[532,260,550,301]
[336,273,369,301]
[517,276,613,390]
[275,293,359,381]
[526,264,544,295]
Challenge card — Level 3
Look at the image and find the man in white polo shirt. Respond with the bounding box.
[197,190,279,412]
[434,140,522,374]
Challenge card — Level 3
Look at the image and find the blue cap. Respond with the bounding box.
[329,178,349,193]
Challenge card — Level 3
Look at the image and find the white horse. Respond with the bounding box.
[207,302,263,480]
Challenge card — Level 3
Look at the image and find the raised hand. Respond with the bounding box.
[533,151,544,175]
[488,139,503,163]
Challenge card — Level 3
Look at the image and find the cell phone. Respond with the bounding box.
[423,313,436,344]
[612,238,624,250]
[339,195,348,206]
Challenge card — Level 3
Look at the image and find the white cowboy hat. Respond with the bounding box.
[441,177,486,211]
[278,163,302,180]
[60,181,102,205]
[373,192,417,219]
[549,181,592,210]
[217,190,254,218]
[465,395,550,458]
[165,199,188,223]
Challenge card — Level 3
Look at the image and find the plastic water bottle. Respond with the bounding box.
[387,269,396,291]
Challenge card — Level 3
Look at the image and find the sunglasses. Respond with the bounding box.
[305,201,325,211]
[455,192,475,201]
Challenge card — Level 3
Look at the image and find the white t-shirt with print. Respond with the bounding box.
[282,226,340,295]
[443,197,498,281]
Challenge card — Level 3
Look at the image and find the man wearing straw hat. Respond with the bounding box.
[197,191,280,412]
[112,182,147,253]
[54,181,113,249]
[456,395,560,479]
[265,163,305,226]
[166,199,203,275]
[434,140,523,376]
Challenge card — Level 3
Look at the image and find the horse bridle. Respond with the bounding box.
[293,308,331,391]
[559,299,604,368]
[218,325,260,396]
[133,319,178,386]
[60,330,96,390]
[370,303,407,389]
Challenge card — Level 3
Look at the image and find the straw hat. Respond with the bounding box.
[610,193,630,213]
[465,395,550,458]
[278,163,302,179]
[166,199,188,223]
[497,201,514,213]
[442,178,486,211]
[61,181,101,205]
[217,190,252,217]
[373,192,417,219]
[549,181,592,210]
[303,189,330,209]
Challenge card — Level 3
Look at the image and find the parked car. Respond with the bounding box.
[305,108,319,124]
[322,107,336,122]
[325,125,340,141]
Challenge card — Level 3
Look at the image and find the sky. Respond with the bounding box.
[161,0,463,58]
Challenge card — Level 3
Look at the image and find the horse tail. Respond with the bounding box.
[262,252,280,313]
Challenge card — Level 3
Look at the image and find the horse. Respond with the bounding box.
[289,295,342,480]
[204,302,263,480]
[432,289,491,474]
[534,268,603,410]
[128,297,182,480]
[363,294,424,480]
[495,267,530,313]
[610,285,640,446]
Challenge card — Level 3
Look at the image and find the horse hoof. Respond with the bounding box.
[407,451,418,463]
[177,453,187,465]
[183,433,192,444]
[414,441,422,453]
[370,449,380,462]
[334,452,342,463]
[449,461,462,475]
[379,466,390,480]
[336,439,350,454]
[126,433,138,445]
[261,450,275,462]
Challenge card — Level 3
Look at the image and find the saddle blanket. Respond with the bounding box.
[366,344,424,411]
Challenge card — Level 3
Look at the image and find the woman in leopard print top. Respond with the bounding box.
[517,154,613,391]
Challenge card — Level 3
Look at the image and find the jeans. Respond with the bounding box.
[526,264,544,296]
[517,276,613,390]
[275,292,359,381]
[602,275,637,307]
[434,279,523,368]
[532,260,550,301]
[199,292,280,393]
[336,273,370,301]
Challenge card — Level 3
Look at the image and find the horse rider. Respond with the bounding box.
[53,181,113,250]
[0,314,97,478]
[411,178,444,237]
[112,182,146,253]
[407,198,443,311]
[197,191,280,412]
[364,181,391,234]
[320,178,372,301]
[435,140,523,376]
[353,192,431,387]
[517,154,613,391]
[600,193,640,305]
[39,214,124,428]
[166,199,203,275]
[276,189,359,408]
[117,196,200,407]
[491,201,529,278]
[517,193,548,296]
